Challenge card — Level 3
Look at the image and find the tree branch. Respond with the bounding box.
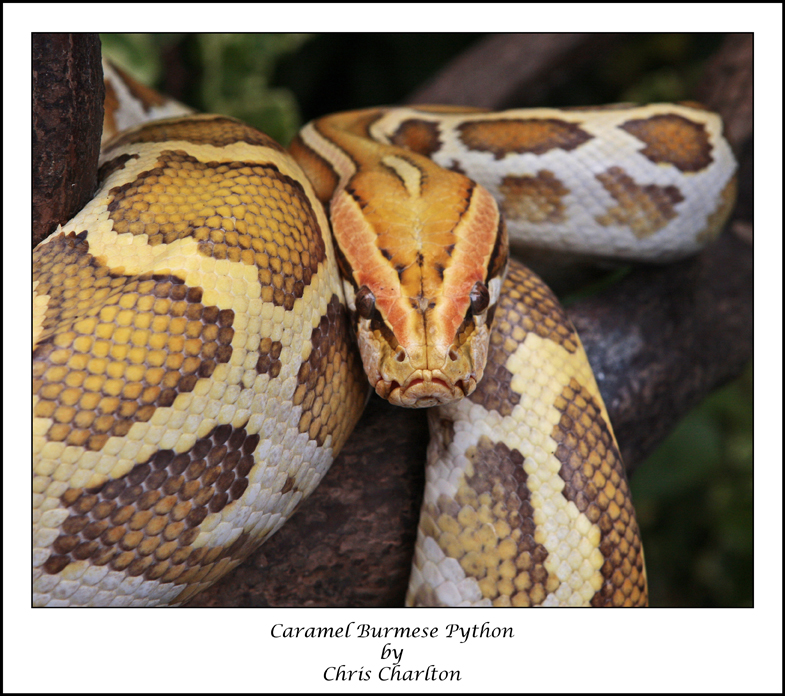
[32,33,103,247]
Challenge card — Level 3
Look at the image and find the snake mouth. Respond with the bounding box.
[380,373,474,408]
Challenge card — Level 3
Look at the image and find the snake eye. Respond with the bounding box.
[469,281,490,315]
[355,285,376,319]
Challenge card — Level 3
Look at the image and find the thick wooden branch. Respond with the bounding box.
[32,33,103,247]
[406,33,623,109]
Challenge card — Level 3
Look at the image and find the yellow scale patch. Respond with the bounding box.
[408,331,610,607]
[506,333,607,604]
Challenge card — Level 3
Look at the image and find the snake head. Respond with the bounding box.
[333,174,509,408]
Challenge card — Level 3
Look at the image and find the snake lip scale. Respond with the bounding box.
[31,59,737,607]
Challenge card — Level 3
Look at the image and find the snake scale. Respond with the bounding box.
[32,60,737,607]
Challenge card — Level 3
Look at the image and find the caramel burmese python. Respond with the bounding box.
[32,61,737,607]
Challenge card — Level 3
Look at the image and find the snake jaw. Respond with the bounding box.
[354,297,493,408]
[380,369,478,408]
[367,328,489,408]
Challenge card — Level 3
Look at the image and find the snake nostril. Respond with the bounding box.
[448,347,459,361]
[395,348,406,362]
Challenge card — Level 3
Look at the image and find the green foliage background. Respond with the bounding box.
[100,33,752,607]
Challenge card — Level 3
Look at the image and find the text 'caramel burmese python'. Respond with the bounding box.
[32,61,737,607]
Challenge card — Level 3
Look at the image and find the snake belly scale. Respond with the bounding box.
[32,62,736,606]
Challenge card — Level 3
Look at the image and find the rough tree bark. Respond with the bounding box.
[32,33,103,248]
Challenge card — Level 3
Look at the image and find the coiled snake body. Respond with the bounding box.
[32,62,737,606]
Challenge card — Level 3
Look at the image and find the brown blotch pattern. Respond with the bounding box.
[458,118,593,159]
[621,113,713,173]
[172,529,260,605]
[289,134,340,205]
[106,150,325,311]
[499,170,570,223]
[370,311,400,355]
[447,160,468,176]
[552,378,647,607]
[42,422,258,587]
[33,233,234,452]
[452,313,479,357]
[431,416,456,451]
[595,166,685,238]
[293,295,367,451]
[332,238,357,290]
[470,261,578,417]
[389,119,442,158]
[107,116,286,153]
[97,153,139,186]
[415,437,555,607]
[255,338,283,378]
[486,218,509,283]
[280,475,296,495]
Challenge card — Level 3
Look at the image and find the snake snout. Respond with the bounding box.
[379,368,475,408]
